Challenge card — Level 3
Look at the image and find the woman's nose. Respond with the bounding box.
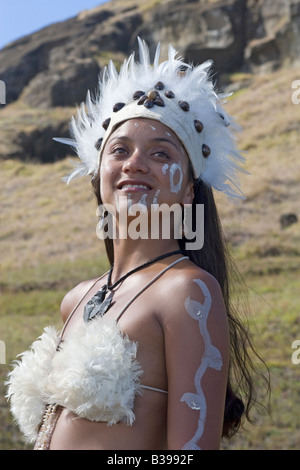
[122,149,149,173]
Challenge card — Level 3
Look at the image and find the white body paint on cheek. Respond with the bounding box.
[169,162,183,194]
[137,193,148,209]
[139,193,148,204]
[180,279,223,450]
[162,164,169,175]
[153,190,160,205]
[128,193,149,216]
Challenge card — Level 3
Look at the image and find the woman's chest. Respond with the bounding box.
[61,284,167,390]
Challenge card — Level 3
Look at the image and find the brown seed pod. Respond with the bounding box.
[165,90,175,99]
[102,118,111,130]
[194,120,204,133]
[137,95,148,105]
[153,97,165,107]
[113,102,126,112]
[178,101,190,112]
[154,81,164,90]
[202,144,211,158]
[133,90,145,100]
[147,90,158,100]
[95,138,103,151]
[143,99,154,109]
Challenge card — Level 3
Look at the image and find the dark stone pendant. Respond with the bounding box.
[83,285,114,322]
[96,293,114,317]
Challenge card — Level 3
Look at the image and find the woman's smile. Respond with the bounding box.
[117,179,152,193]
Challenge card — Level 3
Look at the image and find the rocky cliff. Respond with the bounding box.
[0,0,299,161]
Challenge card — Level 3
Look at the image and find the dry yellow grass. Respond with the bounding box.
[0,159,105,271]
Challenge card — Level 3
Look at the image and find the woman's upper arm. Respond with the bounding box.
[163,272,230,450]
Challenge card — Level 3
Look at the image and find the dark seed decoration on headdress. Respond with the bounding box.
[194,120,204,133]
[154,81,164,90]
[137,89,165,108]
[133,90,145,100]
[113,102,126,112]
[95,138,103,151]
[137,95,148,105]
[154,97,165,107]
[165,90,175,99]
[102,118,111,130]
[202,144,211,158]
[178,101,190,112]
[144,99,154,109]
[147,90,158,100]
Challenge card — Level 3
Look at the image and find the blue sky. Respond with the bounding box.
[0,0,110,49]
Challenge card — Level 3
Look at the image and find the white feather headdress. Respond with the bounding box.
[55,38,246,198]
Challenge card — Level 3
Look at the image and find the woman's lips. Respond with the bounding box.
[118,181,152,192]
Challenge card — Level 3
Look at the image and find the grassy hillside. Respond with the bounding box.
[0,65,299,450]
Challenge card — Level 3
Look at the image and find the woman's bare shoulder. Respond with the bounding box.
[162,260,223,300]
[60,278,102,323]
[157,260,226,326]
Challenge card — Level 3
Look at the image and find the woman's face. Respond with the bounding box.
[100,118,194,215]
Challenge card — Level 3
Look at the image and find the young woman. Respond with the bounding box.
[7,39,269,450]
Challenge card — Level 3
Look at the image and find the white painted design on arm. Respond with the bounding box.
[180,279,223,450]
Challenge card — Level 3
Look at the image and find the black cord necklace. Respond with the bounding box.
[83,249,184,322]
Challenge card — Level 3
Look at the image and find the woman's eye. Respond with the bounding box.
[112,147,127,155]
[153,151,170,159]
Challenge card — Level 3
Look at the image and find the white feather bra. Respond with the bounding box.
[6,317,143,444]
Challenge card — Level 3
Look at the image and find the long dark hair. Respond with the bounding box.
[91,172,270,438]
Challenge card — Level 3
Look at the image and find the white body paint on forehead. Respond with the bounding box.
[169,162,183,194]
[181,279,223,450]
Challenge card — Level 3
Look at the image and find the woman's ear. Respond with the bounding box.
[182,181,195,205]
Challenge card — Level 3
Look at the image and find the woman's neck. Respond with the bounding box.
[111,237,182,283]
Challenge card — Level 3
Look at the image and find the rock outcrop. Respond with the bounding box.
[0,0,299,163]
[1,0,299,109]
